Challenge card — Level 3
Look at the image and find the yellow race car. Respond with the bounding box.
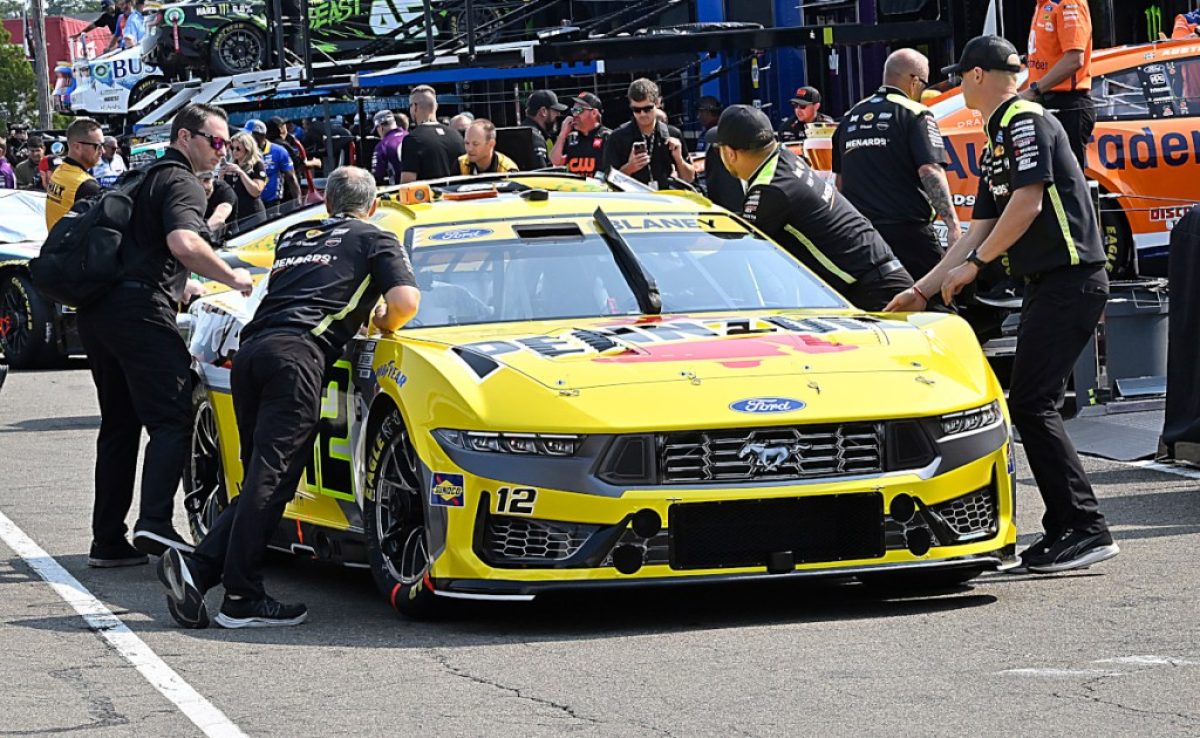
[186,173,1016,618]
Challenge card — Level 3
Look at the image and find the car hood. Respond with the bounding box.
[0,241,41,263]
[410,312,979,392]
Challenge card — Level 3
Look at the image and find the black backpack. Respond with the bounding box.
[29,158,187,308]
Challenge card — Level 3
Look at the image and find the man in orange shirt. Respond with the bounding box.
[1170,10,1200,38]
[1021,0,1094,170]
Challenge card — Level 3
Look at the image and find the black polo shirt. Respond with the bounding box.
[520,117,554,169]
[741,146,896,288]
[400,122,465,181]
[243,216,417,361]
[123,148,203,301]
[205,178,238,222]
[778,112,834,142]
[972,97,1105,278]
[603,121,688,189]
[561,125,610,177]
[832,85,948,225]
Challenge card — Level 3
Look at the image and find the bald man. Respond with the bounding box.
[833,48,960,286]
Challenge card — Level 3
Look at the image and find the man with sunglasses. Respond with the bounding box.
[550,92,610,177]
[833,48,960,285]
[603,78,695,189]
[887,36,1118,575]
[779,86,833,143]
[76,103,253,567]
[45,118,104,229]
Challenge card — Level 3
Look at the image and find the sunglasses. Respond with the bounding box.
[911,73,930,89]
[189,129,227,152]
[630,105,656,114]
[76,140,104,150]
[571,106,594,115]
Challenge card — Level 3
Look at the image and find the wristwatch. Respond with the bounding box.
[964,248,990,269]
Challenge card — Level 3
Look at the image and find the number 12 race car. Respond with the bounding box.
[186,174,1016,618]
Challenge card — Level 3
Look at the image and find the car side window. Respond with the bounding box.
[1093,58,1200,121]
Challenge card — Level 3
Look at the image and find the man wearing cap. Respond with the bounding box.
[694,95,722,154]
[1021,0,1093,170]
[833,48,960,284]
[247,119,298,209]
[372,109,406,186]
[603,78,695,189]
[460,119,519,175]
[522,90,566,169]
[551,92,610,177]
[717,104,912,311]
[779,86,834,143]
[888,36,1118,575]
[699,127,744,212]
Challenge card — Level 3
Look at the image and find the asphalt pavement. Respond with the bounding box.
[1,366,1198,737]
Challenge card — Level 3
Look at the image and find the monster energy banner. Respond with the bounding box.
[1146,5,1163,41]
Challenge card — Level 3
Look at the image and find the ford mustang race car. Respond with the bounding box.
[0,191,83,369]
[69,45,165,117]
[934,37,1200,278]
[186,173,1017,618]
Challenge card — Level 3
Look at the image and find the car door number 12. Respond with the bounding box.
[496,487,538,515]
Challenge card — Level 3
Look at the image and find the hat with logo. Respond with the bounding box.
[527,89,568,113]
[244,119,267,135]
[373,109,396,127]
[714,104,776,150]
[941,34,1023,77]
[570,92,603,111]
[790,86,821,106]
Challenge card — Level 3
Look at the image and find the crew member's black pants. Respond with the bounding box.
[842,260,914,312]
[1010,263,1109,537]
[191,332,325,599]
[77,284,192,546]
[873,221,945,284]
[1042,91,1095,173]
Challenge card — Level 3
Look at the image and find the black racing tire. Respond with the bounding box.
[184,382,228,545]
[209,22,267,77]
[447,3,505,44]
[858,566,985,593]
[128,76,163,108]
[363,407,442,619]
[0,269,65,370]
[1100,205,1134,279]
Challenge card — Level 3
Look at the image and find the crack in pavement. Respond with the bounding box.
[0,667,131,735]
[1050,674,1200,728]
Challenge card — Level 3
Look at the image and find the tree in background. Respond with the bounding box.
[0,24,36,124]
[1,1,97,20]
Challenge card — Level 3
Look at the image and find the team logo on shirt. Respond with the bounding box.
[863,112,875,122]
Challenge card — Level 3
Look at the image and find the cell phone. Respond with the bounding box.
[633,141,647,156]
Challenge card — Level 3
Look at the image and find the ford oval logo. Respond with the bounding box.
[729,397,806,414]
[429,228,493,242]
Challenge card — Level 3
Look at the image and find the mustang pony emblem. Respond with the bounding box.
[737,442,812,472]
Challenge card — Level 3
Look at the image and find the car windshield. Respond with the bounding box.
[0,191,47,244]
[407,220,845,328]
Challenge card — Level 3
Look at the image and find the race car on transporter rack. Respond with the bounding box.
[185,172,1017,619]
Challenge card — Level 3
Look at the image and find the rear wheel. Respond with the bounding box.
[184,383,228,545]
[1100,206,1134,278]
[0,270,65,370]
[209,22,267,76]
[363,408,441,619]
[858,566,985,593]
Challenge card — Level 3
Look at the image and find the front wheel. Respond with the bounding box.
[184,383,228,545]
[209,22,267,76]
[0,270,65,370]
[363,408,441,619]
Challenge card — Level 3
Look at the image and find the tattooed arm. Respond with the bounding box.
[919,163,961,249]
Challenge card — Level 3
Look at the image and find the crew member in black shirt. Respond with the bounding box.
[201,168,237,229]
[160,166,420,629]
[603,78,695,188]
[778,86,835,142]
[700,127,744,212]
[522,89,566,169]
[717,105,912,311]
[551,92,610,177]
[889,36,1119,574]
[77,103,252,568]
[400,85,466,183]
[834,48,961,283]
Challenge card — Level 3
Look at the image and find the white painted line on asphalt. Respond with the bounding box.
[998,668,1122,677]
[1116,459,1200,481]
[0,511,247,738]
[1094,656,1199,666]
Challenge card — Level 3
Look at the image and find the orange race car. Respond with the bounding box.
[931,37,1200,278]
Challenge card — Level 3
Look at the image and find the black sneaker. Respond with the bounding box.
[132,520,195,557]
[87,539,149,568]
[214,595,308,629]
[1027,529,1120,574]
[157,549,209,629]
[1007,533,1056,574]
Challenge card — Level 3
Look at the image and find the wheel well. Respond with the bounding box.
[365,392,403,450]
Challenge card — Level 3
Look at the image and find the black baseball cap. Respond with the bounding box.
[527,89,568,112]
[697,95,722,112]
[790,86,821,106]
[571,92,602,110]
[715,104,776,150]
[942,35,1023,77]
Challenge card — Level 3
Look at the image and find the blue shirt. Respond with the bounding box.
[261,142,294,203]
[122,10,146,46]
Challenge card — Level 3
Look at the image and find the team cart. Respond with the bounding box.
[184,172,1017,618]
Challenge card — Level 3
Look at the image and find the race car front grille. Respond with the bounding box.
[931,486,997,538]
[482,516,597,564]
[669,493,885,570]
[659,423,884,484]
